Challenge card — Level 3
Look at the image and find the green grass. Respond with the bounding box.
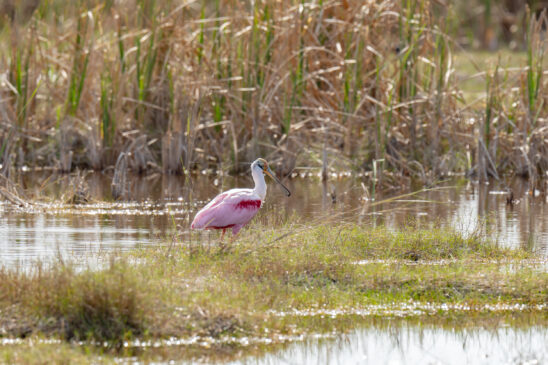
[454,49,548,105]
[0,342,115,365]
[1,223,545,348]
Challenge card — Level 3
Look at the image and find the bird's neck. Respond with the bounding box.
[252,168,267,200]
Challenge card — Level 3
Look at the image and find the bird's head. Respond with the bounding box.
[252,158,291,197]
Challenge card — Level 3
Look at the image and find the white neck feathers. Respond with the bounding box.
[252,167,267,200]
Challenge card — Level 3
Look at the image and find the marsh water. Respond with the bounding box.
[1,172,547,364]
[1,171,547,268]
[228,323,548,365]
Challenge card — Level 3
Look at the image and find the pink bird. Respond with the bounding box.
[191,158,291,239]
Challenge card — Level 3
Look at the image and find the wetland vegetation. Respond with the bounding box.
[0,0,547,186]
[1,0,548,363]
[1,222,547,362]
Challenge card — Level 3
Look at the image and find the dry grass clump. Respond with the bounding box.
[4,0,542,183]
[468,9,548,188]
[0,260,154,342]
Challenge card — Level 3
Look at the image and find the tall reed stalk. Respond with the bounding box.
[0,0,544,183]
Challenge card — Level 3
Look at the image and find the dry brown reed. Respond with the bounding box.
[0,0,546,186]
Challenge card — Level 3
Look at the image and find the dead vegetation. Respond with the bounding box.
[0,0,545,189]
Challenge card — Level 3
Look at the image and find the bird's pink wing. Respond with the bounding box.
[191,190,261,230]
[191,192,229,229]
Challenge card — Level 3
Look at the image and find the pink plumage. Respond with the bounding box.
[191,189,262,235]
[191,158,291,238]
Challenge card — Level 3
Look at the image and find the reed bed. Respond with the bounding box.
[0,0,546,188]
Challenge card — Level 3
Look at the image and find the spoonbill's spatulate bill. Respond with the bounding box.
[191,158,291,237]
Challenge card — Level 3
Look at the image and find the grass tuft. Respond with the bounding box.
[1,260,152,343]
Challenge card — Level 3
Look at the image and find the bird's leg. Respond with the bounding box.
[218,231,239,254]
[218,229,227,252]
[218,233,238,253]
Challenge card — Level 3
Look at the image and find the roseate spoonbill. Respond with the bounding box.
[191,158,291,239]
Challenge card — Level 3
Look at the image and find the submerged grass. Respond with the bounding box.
[0,223,546,351]
[1,311,546,364]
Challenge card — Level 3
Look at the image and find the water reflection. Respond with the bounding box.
[0,172,547,267]
[230,325,547,365]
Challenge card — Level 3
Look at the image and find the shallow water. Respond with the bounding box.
[229,324,548,365]
[1,172,548,364]
[0,172,547,267]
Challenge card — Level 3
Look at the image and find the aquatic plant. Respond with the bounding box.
[0,0,546,186]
